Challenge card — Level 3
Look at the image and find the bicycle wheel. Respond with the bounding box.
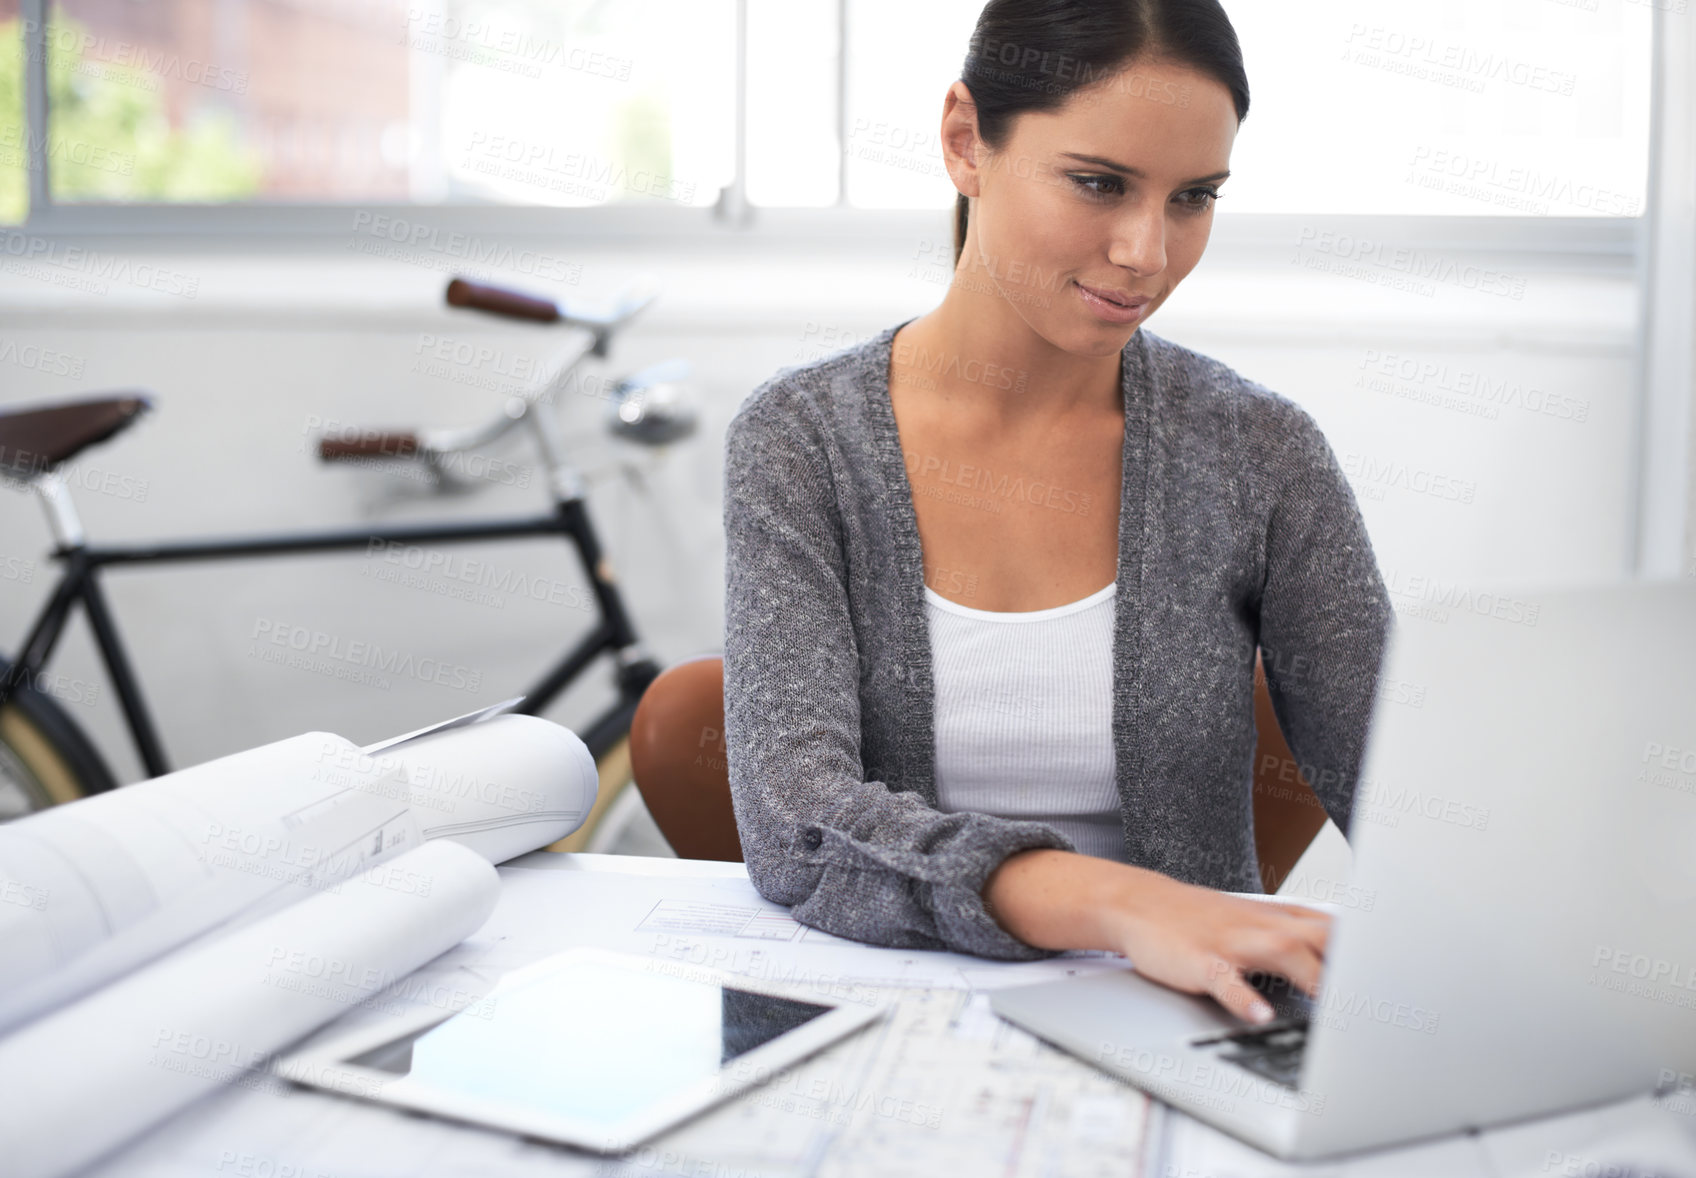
[0,665,117,820]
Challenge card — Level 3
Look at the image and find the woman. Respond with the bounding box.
[721,0,1391,1025]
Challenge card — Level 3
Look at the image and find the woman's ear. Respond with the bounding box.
[940,80,986,199]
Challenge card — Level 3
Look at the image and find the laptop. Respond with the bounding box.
[990,582,1696,1160]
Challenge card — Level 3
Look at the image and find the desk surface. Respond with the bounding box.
[82,852,1696,1178]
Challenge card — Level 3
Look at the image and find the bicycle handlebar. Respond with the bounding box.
[444,278,562,324]
[318,430,422,462]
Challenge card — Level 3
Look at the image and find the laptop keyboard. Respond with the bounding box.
[1207,1019,1309,1089]
[1192,974,1314,1090]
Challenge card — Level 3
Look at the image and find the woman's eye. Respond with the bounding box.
[1068,174,1222,212]
[1069,173,1123,198]
[1179,187,1222,212]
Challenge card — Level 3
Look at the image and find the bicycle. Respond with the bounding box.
[0,274,697,852]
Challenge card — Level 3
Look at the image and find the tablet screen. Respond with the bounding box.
[338,957,837,1126]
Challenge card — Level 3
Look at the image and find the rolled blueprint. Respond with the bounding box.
[0,731,421,1035]
[348,712,600,863]
[0,838,500,1178]
[0,713,598,1033]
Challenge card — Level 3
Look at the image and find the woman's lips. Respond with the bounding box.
[1075,281,1151,323]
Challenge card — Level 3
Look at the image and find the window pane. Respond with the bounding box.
[747,0,839,208]
[0,0,24,222]
[1216,0,1650,216]
[843,0,980,209]
[45,0,733,208]
[837,0,1651,216]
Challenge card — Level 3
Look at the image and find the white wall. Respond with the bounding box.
[0,229,1646,885]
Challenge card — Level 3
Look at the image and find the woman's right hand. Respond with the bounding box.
[1096,867,1331,1022]
[982,848,1331,1023]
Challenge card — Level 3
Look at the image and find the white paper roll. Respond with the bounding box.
[355,713,601,863]
[0,839,500,1178]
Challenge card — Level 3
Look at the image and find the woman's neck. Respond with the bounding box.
[896,288,1126,426]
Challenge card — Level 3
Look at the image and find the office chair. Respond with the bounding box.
[627,653,1330,894]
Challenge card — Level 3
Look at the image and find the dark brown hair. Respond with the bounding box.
[952,0,1251,266]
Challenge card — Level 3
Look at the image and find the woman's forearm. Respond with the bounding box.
[981,847,1160,951]
[982,846,1335,1024]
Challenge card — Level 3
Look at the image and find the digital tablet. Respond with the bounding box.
[272,947,887,1154]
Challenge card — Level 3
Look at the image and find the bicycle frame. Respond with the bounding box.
[0,495,659,783]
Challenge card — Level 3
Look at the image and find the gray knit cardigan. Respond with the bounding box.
[721,319,1392,962]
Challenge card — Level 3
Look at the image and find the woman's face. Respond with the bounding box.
[948,56,1239,357]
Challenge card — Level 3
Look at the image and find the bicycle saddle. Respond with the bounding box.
[0,392,154,482]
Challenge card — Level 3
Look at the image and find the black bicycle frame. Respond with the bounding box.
[0,497,659,782]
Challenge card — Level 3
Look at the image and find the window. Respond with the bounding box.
[29,0,732,212]
[1,0,1657,225]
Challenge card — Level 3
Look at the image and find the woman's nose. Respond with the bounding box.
[1107,208,1167,277]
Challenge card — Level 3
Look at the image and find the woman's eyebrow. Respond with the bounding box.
[1059,152,1230,185]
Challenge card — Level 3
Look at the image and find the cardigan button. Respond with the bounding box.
[800,827,823,851]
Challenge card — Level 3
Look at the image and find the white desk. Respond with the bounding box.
[81,853,1696,1178]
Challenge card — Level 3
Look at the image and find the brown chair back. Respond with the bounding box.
[630,653,1330,890]
[627,655,742,861]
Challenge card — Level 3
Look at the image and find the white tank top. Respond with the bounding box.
[925,581,1125,861]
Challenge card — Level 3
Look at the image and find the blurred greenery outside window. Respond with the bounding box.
[0,13,261,223]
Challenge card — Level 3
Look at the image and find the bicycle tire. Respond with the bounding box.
[0,658,119,820]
